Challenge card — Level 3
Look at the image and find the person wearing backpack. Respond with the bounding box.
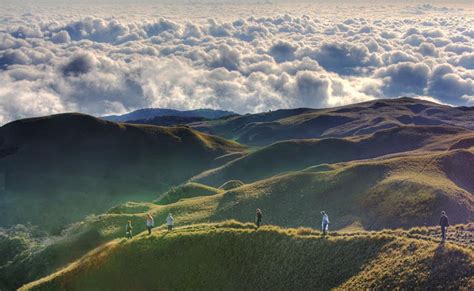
[255,208,263,229]
[126,220,133,239]
[439,211,450,242]
[146,214,154,235]
[321,211,329,235]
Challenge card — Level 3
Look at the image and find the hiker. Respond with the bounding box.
[146,214,154,235]
[439,211,449,242]
[255,208,262,228]
[126,220,133,239]
[321,211,329,235]
[166,213,174,231]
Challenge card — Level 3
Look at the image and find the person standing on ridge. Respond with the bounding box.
[126,220,133,239]
[321,211,329,235]
[166,213,174,231]
[146,214,154,235]
[255,208,263,229]
[439,211,450,242]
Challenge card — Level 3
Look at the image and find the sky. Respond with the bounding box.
[0,1,473,124]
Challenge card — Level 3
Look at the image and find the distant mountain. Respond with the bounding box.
[190,97,474,145]
[126,115,209,126]
[102,108,237,122]
[0,113,245,232]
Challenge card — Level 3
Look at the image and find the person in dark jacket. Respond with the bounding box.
[439,211,449,242]
[126,220,133,239]
[255,208,262,229]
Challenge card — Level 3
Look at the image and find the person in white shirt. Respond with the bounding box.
[166,213,174,231]
[321,211,329,235]
[146,214,154,235]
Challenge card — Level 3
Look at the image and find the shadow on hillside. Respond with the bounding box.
[426,243,473,289]
[214,231,391,290]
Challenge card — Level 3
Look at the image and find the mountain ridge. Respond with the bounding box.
[102,108,237,122]
[190,97,474,145]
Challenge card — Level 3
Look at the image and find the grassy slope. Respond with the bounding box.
[191,97,474,146]
[218,180,245,190]
[154,182,223,205]
[0,113,245,232]
[20,222,474,291]
[93,148,474,232]
[192,125,474,187]
[2,99,474,290]
[7,149,473,288]
[45,148,474,236]
[3,149,473,290]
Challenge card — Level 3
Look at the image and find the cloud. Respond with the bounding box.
[375,62,430,96]
[299,42,380,75]
[62,52,97,76]
[0,3,472,123]
[427,64,474,104]
[51,30,71,44]
[0,75,67,124]
[455,53,474,69]
[269,41,297,63]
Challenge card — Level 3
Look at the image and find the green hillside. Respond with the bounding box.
[0,113,245,232]
[191,97,474,145]
[193,125,473,187]
[154,182,222,205]
[20,222,474,290]
[97,148,474,232]
[1,99,474,291]
[218,180,245,190]
[2,149,473,290]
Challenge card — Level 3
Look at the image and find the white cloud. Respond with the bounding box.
[0,3,473,123]
[375,62,431,96]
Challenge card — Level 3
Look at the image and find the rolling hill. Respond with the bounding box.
[191,97,474,145]
[192,125,474,186]
[19,222,474,290]
[62,148,474,234]
[1,149,473,290]
[1,98,474,290]
[0,113,245,232]
[196,149,473,230]
[154,182,223,205]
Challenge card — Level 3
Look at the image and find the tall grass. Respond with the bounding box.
[21,222,474,290]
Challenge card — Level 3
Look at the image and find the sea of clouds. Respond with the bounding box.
[0,2,473,124]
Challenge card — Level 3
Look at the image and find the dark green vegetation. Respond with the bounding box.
[0,113,245,232]
[1,97,474,290]
[20,222,474,291]
[191,97,474,146]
